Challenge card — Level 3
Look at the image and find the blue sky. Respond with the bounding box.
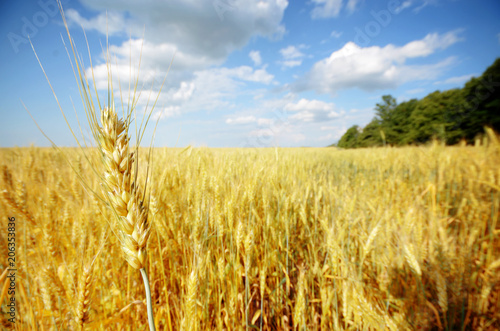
[1,0,499,147]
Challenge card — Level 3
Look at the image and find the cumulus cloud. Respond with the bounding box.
[292,31,463,94]
[66,9,127,35]
[87,37,224,91]
[172,81,195,101]
[164,66,274,113]
[63,0,288,129]
[73,0,288,61]
[89,62,275,125]
[280,45,305,59]
[279,45,307,68]
[249,50,262,66]
[86,36,274,118]
[284,98,340,122]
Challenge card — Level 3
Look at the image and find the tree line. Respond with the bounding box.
[335,58,500,148]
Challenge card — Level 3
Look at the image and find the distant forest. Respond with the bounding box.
[334,58,500,148]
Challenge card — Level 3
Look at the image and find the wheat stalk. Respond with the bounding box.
[96,106,156,330]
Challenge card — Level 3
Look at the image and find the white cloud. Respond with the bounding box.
[65,9,127,35]
[346,0,360,13]
[226,115,285,126]
[226,116,256,124]
[284,98,340,122]
[88,39,275,111]
[413,0,440,13]
[70,0,288,65]
[434,73,476,85]
[248,128,305,143]
[285,98,333,112]
[280,45,305,59]
[88,62,275,125]
[231,66,274,84]
[224,94,353,147]
[310,0,361,18]
[311,0,343,18]
[279,45,306,67]
[293,31,463,94]
[330,30,343,38]
[257,118,274,126]
[88,38,218,91]
[172,81,195,101]
[394,1,413,14]
[66,0,286,131]
[249,50,262,66]
[154,106,181,119]
[282,60,302,68]
[167,65,274,112]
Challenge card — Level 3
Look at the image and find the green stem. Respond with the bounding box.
[140,268,156,331]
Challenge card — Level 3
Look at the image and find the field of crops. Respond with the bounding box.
[1,139,499,330]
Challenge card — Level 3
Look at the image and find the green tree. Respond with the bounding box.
[454,58,500,142]
[331,57,500,148]
[374,95,398,145]
[389,99,419,145]
[408,89,463,144]
[357,119,383,147]
[374,96,420,145]
[375,95,397,123]
[337,125,360,148]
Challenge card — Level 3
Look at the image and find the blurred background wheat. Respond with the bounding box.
[1,135,499,330]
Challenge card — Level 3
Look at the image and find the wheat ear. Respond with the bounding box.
[74,265,93,330]
[98,106,155,330]
[99,107,150,270]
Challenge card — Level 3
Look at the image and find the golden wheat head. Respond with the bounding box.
[98,106,151,270]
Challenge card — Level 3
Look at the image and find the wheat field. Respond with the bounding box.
[1,138,499,330]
